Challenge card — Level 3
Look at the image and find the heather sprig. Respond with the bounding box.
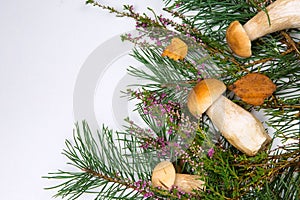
[125,89,201,161]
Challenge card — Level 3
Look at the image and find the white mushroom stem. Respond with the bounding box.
[243,0,300,41]
[151,161,205,193]
[206,96,271,156]
[174,174,205,193]
[187,79,271,155]
[226,0,300,57]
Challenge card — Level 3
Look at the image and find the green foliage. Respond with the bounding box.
[46,0,300,199]
[44,122,149,199]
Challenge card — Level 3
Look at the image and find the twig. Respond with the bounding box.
[281,31,300,56]
[244,47,295,67]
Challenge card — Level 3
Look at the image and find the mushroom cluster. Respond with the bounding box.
[187,79,271,156]
[226,0,300,58]
[151,161,205,193]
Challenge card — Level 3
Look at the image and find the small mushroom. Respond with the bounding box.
[151,161,176,190]
[151,161,205,193]
[226,0,300,57]
[187,79,271,156]
[161,37,188,61]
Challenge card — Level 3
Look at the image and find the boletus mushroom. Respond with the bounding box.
[187,79,271,156]
[226,0,300,58]
[151,161,205,193]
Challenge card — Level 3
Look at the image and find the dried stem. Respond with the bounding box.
[281,31,300,55]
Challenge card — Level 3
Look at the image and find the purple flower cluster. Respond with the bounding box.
[169,185,191,199]
[140,136,168,151]
[132,90,181,135]
[207,147,215,158]
[132,180,154,198]
[128,89,202,160]
[180,141,204,172]
[158,15,171,26]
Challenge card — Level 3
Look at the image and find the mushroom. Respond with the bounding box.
[151,161,205,193]
[187,79,271,156]
[226,0,300,58]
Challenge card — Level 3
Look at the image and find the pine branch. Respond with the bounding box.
[164,1,300,81]
[44,122,152,199]
[44,122,202,199]
[127,43,221,104]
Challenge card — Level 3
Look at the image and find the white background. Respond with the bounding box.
[0,1,164,199]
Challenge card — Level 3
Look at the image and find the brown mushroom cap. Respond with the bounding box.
[151,161,176,190]
[226,20,252,58]
[187,79,226,117]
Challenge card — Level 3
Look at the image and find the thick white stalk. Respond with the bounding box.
[174,174,205,193]
[243,0,300,41]
[206,96,271,156]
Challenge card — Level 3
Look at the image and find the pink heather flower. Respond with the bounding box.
[140,143,150,149]
[143,191,154,198]
[155,39,162,46]
[134,180,141,188]
[208,148,215,158]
